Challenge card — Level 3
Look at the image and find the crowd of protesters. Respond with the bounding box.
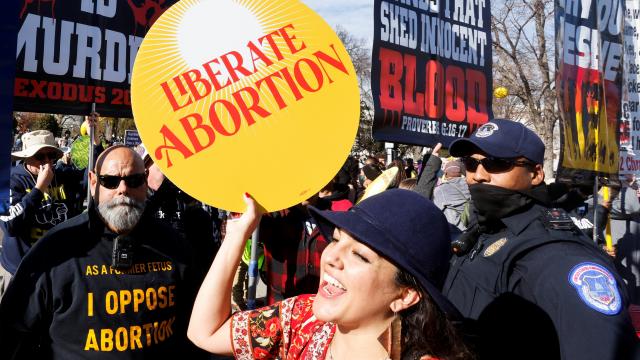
[0,117,639,359]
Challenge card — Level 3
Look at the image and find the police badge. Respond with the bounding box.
[568,262,622,315]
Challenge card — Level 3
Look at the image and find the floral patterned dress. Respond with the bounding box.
[231,294,335,360]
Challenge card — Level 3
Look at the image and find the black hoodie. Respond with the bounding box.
[0,206,204,359]
[0,163,85,273]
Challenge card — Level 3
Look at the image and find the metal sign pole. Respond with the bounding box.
[592,176,599,244]
[86,103,96,204]
[246,224,260,309]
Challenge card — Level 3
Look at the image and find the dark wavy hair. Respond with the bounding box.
[395,270,474,360]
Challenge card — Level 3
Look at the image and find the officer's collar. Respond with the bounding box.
[500,203,546,236]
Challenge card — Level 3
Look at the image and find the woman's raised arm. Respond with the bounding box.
[187,193,262,354]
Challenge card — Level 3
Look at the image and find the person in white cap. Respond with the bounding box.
[0,129,88,298]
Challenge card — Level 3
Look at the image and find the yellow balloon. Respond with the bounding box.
[494,87,509,99]
[80,122,89,136]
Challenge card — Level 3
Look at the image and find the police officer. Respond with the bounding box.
[442,119,639,359]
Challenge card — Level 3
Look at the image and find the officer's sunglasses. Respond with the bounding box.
[33,151,60,162]
[97,173,146,189]
[462,156,535,173]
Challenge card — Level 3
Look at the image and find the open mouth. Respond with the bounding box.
[319,273,347,298]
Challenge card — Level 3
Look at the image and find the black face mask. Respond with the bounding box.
[469,183,549,229]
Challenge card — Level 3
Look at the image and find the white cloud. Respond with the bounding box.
[302,0,374,47]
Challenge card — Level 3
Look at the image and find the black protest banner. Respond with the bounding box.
[555,0,624,183]
[371,0,493,147]
[14,0,178,117]
[124,129,141,147]
[0,0,20,215]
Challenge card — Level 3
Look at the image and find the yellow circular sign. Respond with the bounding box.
[132,0,360,212]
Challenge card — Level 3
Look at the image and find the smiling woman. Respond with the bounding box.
[187,189,473,360]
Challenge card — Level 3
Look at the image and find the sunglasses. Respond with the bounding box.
[462,156,535,173]
[33,151,60,162]
[97,173,146,189]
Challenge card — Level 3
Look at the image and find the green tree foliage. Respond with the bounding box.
[106,118,137,139]
[115,118,137,138]
[31,114,61,136]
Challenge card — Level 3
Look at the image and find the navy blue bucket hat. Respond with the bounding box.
[449,118,545,164]
[308,189,460,317]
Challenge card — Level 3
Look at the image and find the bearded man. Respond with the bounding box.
[0,146,205,359]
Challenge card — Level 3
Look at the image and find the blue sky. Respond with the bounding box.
[302,0,374,47]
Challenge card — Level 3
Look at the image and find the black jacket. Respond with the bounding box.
[0,163,85,273]
[0,207,204,359]
[443,203,639,359]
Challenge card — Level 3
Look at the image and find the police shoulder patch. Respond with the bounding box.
[568,262,621,315]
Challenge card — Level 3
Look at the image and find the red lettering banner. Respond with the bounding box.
[371,0,493,147]
[13,0,178,117]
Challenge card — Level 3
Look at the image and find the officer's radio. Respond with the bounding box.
[452,227,480,256]
[112,235,135,269]
[542,208,575,230]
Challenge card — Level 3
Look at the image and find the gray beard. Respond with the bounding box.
[96,196,146,233]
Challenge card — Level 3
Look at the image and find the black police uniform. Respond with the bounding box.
[443,204,639,360]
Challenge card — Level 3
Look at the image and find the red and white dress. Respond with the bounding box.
[230,294,444,360]
[231,294,335,360]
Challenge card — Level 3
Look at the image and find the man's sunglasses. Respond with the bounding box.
[33,151,60,162]
[462,156,535,173]
[97,173,146,189]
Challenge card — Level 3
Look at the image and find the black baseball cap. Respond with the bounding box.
[449,119,545,164]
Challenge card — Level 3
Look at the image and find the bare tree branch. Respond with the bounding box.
[491,0,558,178]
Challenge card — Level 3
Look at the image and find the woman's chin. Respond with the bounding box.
[312,295,341,322]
